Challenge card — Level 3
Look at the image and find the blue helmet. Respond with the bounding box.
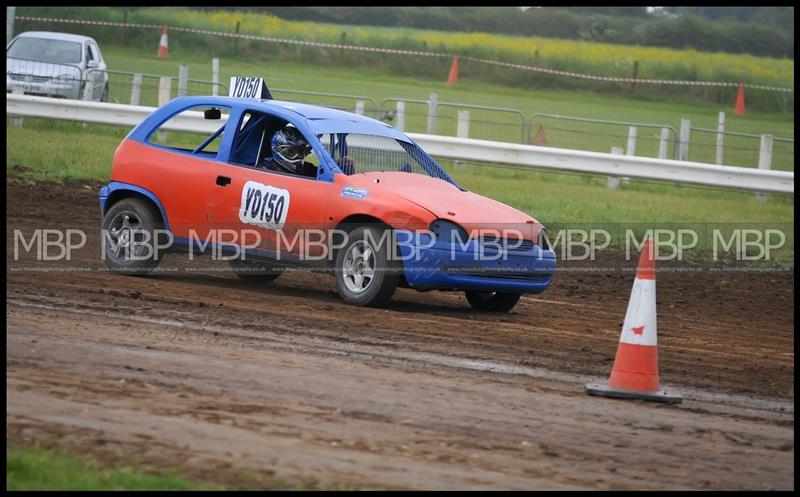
[271,126,311,174]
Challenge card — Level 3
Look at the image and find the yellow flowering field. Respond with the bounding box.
[19,6,795,88]
[156,8,793,87]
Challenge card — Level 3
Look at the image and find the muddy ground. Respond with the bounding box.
[5,180,795,490]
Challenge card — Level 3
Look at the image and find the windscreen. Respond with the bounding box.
[7,37,82,64]
[319,133,459,188]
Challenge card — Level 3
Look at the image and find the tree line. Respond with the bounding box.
[199,7,794,60]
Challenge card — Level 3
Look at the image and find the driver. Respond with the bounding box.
[263,125,317,178]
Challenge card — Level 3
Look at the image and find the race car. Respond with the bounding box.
[99,78,555,311]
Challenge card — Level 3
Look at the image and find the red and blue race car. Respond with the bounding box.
[99,78,555,311]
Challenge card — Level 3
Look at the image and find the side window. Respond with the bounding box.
[91,44,103,63]
[228,110,322,180]
[305,147,321,167]
[230,111,283,167]
[85,44,94,62]
[147,105,230,158]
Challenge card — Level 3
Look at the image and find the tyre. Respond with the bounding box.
[465,291,522,312]
[101,197,166,275]
[335,225,399,307]
[228,257,284,282]
[101,83,109,102]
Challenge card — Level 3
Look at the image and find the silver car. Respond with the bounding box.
[6,31,109,101]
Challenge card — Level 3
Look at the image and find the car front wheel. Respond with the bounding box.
[335,226,399,307]
[465,291,521,312]
[101,197,166,275]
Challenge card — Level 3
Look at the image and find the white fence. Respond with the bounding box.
[6,94,794,195]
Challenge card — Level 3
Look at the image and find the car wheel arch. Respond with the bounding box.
[331,214,392,266]
[103,186,169,231]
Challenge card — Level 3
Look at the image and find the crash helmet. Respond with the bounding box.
[271,125,311,174]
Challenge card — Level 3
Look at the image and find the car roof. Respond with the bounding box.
[14,31,96,43]
[171,96,410,142]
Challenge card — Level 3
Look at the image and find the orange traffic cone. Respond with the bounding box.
[734,84,745,116]
[157,25,169,59]
[447,55,459,86]
[585,237,682,404]
[530,124,549,146]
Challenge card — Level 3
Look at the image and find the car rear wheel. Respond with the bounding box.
[101,198,165,275]
[465,291,521,312]
[228,257,284,282]
[335,226,399,307]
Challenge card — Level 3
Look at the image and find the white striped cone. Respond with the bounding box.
[157,25,169,59]
[586,237,681,404]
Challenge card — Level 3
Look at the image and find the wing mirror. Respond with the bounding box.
[204,108,221,120]
[86,60,99,69]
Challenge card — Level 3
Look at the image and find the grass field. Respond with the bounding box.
[6,445,218,490]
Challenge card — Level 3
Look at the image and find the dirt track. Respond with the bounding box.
[6,180,795,490]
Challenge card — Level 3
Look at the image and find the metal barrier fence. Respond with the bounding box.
[379,97,528,144]
[93,69,228,106]
[269,88,378,117]
[5,62,228,105]
[8,61,792,171]
[89,69,377,116]
[688,126,794,172]
[8,93,793,194]
[528,114,679,160]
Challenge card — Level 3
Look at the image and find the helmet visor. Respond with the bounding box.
[278,143,311,159]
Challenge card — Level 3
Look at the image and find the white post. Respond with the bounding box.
[756,134,773,203]
[426,92,438,135]
[10,86,23,128]
[622,126,637,184]
[758,134,774,170]
[355,100,365,115]
[158,76,172,105]
[715,111,725,165]
[657,128,670,159]
[211,58,219,96]
[608,146,623,190]
[456,109,470,138]
[455,110,470,170]
[130,73,142,106]
[395,101,405,132]
[7,7,15,45]
[157,76,172,143]
[626,126,637,156]
[177,64,189,97]
[679,118,691,161]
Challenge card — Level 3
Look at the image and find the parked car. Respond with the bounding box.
[99,82,556,311]
[6,31,108,101]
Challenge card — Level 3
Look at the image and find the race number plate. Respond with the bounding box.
[229,77,273,99]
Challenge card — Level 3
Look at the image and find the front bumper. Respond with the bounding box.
[6,76,81,99]
[397,231,556,294]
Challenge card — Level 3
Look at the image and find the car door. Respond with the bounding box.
[85,42,104,100]
[205,109,334,262]
[119,104,233,244]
